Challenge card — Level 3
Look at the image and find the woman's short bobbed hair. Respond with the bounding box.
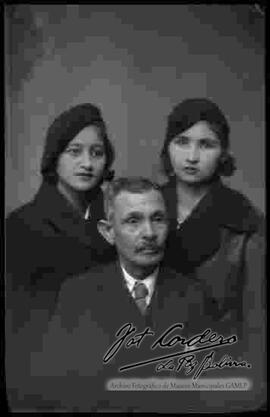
[160,98,236,178]
[41,103,115,185]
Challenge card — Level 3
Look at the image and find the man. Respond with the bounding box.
[7,177,210,412]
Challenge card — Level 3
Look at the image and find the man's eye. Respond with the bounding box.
[126,218,139,225]
[153,215,166,223]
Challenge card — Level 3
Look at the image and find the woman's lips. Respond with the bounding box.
[183,167,199,174]
[76,173,94,179]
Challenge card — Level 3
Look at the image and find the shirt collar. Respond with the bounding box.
[120,264,159,305]
[84,204,91,220]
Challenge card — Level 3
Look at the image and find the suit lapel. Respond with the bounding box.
[91,262,201,336]
[149,266,203,337]
[98,262,147,330]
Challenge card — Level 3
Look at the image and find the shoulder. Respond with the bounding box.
[6,183,55,224]
[6,183,74,232]
[86,186,106,220]
[5,184,56,235]
[55,262,118,319]
[59,262,117,297]
[213,183,264,234]
[158,264,201,295]
[157,264,206,321]
[160,179,175,198]
[6,198,35,220]
[6,199,37,232]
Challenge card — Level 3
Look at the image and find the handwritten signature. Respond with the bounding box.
[102,323,250,378]
[155,350,251,379]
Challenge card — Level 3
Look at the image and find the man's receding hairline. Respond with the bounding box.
[107,188,165,221]
[114,188,162,199]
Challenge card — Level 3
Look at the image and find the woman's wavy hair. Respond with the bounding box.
[160,98,236,179]
[41,103,115,185]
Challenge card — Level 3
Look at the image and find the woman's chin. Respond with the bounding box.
[76,184,98,193]
[71,179,100,192]
[176,175,202,185]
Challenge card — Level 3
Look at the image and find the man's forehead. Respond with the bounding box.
[114,190,165,211]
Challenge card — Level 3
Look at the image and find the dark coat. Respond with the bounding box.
[161,179,266,407]
[6,261,211,412]
[161,179,265,314]
[5,182,116,325]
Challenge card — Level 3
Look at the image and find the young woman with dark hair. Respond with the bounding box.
[6,103,116,324]
[160,98,265,403]
[160,98,263,276]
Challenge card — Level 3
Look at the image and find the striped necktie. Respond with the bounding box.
[133,282,149,315]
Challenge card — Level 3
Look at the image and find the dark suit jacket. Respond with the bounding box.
[6,261,211,412]
[6,261,265,412]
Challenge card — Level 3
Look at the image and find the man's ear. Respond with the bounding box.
[97,219,115,245]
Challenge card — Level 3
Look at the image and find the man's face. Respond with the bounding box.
[110,190,168,276]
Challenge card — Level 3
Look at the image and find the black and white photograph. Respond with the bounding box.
[5,3,266,412]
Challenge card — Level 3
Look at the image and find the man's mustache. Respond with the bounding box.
[136,243,163,253]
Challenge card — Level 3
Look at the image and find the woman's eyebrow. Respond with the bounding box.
[67,142,104,147]
[67,143,82,147]
[199,137,220,142]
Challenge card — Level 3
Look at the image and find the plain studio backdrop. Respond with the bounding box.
[5,4,265,215]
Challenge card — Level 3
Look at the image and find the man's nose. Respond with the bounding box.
[142,221,156,238]
[186,144,199,163]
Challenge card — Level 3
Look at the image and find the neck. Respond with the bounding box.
[57,182,90,215]
[120,259,158,280]
[175,178,212,214]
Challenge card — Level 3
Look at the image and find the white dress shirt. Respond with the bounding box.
[120,264,159,306]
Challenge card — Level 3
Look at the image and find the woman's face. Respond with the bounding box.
[168,121,222,184]
[56,125,106,193]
